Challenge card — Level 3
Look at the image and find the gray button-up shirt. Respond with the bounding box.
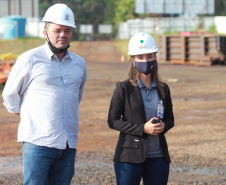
[137,78,164,158]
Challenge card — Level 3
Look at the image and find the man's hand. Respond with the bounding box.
[15,113,20,117]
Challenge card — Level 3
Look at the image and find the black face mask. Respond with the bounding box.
[46,34,70,53]
[134,60,157,75]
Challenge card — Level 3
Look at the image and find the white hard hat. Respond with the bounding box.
[128,32,158,55]
[42,4,76,28]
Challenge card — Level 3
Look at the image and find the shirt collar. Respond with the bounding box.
[44,42,71,61]
[137,77,157,89]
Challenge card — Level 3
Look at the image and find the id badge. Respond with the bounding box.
[157,103,164,119]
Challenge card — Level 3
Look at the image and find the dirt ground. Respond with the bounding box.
[0,41,226,184]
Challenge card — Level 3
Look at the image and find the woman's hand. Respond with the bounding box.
[143,117,165,135]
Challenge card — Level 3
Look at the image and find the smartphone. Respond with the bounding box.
[152,118,160,124]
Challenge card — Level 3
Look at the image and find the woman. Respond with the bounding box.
[107,32,174,185]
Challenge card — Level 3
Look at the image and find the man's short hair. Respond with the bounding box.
[44,22,49,31]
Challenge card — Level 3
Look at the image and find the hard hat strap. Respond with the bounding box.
[46,33,70,54]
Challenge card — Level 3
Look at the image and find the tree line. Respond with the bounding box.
[39,0,226,40]
[39,0,136,39]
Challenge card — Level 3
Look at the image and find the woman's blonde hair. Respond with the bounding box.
[128,55,166,99]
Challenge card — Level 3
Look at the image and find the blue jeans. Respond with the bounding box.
[114,157,169,185]
[22,142,76,185]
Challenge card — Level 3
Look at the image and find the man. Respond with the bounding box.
[2,4,86,185]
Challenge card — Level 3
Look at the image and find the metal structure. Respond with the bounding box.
[0,0,39,18]
[158,34,226,66]
[0,60,15,84]
[135,0,215,16]
[117,16,214,40]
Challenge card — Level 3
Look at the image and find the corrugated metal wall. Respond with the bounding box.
[0,0,39,18]
[135,0,214,16]
[118,16,215,39]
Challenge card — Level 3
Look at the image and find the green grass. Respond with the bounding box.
[0,84,4,97]
[0,37,80,56]
[0,38,46,55]
[114,39,129,59]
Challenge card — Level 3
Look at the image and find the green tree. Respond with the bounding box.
[38,0,138,39]
[39,0,58,18]
[103,0,116,24]
[114,0,136,25]
[215,0,226,16]
[66,0,108,39]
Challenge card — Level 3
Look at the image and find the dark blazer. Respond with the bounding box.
[107,80,174,163]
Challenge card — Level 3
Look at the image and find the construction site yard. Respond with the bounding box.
[0,41,226,184]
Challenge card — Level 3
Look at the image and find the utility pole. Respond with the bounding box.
[19,0,22,15]
[163,0,166,15]
[223,0,226,15]
[144,0,146,14]
[31,0,34,17]
[8,0,11,15]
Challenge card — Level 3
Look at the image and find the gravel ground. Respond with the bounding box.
[0,151,225,185]
[1,45,226,184]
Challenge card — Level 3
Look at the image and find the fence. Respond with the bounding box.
[1,16,226,40]
[118,16,226,40]
[0,19,113,40]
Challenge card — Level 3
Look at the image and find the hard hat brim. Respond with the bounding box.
[128,48,158,55]
[42,19,76,28]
